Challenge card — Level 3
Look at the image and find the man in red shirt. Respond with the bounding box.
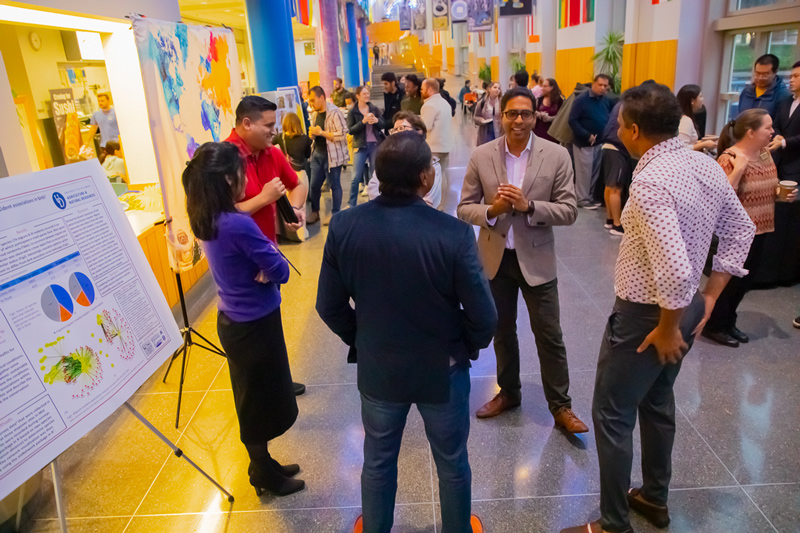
[225,96,308,396]
[225,96,307,244]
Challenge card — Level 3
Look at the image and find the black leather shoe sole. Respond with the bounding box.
[293,382,306,396]
[702,329,739,348]
[628,488,670,528]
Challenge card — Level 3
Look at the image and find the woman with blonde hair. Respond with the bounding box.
[274,112,311,240]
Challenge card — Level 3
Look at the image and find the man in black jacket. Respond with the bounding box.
[381,72,404,134]
[317,132,496,533]
[770,60,800,182]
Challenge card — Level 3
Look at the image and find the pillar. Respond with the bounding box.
[244,0,297,91]
[359,16,370,85]
[316,0,341,95]
[341,2,360,88]
[540,0,556,80]
[496,17,513,88]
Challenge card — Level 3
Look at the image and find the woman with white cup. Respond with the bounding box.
[702,108,798,348]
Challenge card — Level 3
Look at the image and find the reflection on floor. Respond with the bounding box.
[20,103,800,533]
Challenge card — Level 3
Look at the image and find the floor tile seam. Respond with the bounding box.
[122,361,229,532]
[739,485,780,532]
[675,405,742,487]
[30,502,441,522]
[556,260,608,317]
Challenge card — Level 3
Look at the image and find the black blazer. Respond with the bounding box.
[773,97,800,181]
[316,195,497,404]
[346,103,386,149]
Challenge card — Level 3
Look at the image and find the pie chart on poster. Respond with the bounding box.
[68,272,95,307]
[41,284,74,322]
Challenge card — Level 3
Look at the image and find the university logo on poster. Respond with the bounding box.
[451,0,468,23]
[467,0,493,32]
[499,0,533,17]
[413,0,426,30]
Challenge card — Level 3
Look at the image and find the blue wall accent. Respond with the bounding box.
[341,2,360,87]
[245,0,298,91]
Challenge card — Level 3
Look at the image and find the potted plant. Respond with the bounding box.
[479,63,492,86]
[592,30,624,93]
[509,55,526,77]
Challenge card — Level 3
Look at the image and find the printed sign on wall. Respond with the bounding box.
[49,89,82,164]
[433,0,449,30]
[467,0,493,32]
[500,0,534,17]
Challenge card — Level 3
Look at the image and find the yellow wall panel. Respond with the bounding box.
[555,47,594,97]
[366,20,403,43]
[630,40,677,90]
[525,52,542,77]
[446,47,455,72]
[309,72,320,88]
[491,56,499,82]
[469,52,477,76]
[433,44,443,64]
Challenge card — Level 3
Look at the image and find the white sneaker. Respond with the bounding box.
[604,219,613,229]
[610,225,625,236]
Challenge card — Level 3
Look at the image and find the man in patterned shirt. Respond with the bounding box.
[562,84,755,533]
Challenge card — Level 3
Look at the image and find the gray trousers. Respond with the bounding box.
[592,293,704,533]
[489,250,571,414]
[433,152,450,207]
[573,144,601,205]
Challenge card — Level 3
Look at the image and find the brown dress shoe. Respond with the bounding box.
[553,407,589,433]
[561,521,631,533]
[628,487,670,528]
[476,391,521,419]
[307,211,320,225]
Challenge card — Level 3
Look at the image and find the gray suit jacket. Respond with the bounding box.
[457,134,577,287]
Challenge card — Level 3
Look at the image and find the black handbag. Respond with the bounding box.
[276,196,299,224]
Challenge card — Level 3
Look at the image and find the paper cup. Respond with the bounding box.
[779,180,797,201]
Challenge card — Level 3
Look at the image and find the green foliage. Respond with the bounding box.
[592,30,624,93]
[479,63,492,85]
[509,55,526,77]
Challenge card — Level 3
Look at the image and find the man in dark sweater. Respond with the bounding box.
[381,72,404,135]
[600,100,633,235]
[317,132,496,533]
[569,74,612,209]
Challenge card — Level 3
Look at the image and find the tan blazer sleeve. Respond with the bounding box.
[527,148,578,227]
[457,153,494,228]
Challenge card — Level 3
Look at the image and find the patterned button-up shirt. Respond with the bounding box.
[615,137,755,310]
[309,102,350,168]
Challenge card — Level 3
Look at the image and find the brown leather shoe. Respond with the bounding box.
[476,391,521,419]
[307,211,320,225]
[560,521,631,533]
[628,487,670,528]
[553,407,589,433]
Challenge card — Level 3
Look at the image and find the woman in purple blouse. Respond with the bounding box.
[182,142,304,497]
[534,78,564,143]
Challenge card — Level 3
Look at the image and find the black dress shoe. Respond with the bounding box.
[702,329,739,348]
[293,382,306,396]
[729,326,749,343]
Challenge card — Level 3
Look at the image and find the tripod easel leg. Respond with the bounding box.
[123,402,234,502]
[50,459,68,533]
[175,340,189,428]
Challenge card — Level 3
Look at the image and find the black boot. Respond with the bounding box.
[249,458,305,497]
[249,458,300,478]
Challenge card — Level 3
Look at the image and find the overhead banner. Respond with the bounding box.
[132,17,242,273]
[433,0,449,30]
[0,160,182,501]
[500,0,533,17]
[399,0,412,30]
[413,0,427,30]
[451,0,468,23]
[467,0,493,31]
[49,88,82,164]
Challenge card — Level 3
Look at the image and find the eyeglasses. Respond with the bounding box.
[502,110,535,120]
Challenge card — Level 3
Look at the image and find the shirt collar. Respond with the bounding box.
[505,133,533,157]
[634,137,685,174]
[226,128,258,159]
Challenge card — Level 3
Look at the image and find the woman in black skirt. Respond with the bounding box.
[182,142,304,496]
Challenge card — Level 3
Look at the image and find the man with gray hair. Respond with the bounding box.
[421,77,454,204]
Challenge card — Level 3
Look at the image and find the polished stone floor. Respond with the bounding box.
[19,106,800,533]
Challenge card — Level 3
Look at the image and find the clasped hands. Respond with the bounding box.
[487,184,529,218]
[362,113,379,125]
[309,125,324,137]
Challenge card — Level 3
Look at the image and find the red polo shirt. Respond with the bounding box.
[225,129,299,244]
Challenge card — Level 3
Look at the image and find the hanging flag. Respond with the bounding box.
[583,0,594,22]
[298,0,311,25]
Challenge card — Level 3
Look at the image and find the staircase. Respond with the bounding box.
[370,63,424,109]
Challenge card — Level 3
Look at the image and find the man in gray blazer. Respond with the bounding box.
[457,87,589,434]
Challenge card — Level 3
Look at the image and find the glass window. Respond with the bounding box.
[731,0,791,11]
[767,29,798,77]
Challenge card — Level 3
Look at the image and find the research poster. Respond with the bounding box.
[0,160,182,501]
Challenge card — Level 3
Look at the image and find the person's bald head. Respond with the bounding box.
[421,78,440,99]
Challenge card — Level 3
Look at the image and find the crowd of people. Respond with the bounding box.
[176,50,799,533]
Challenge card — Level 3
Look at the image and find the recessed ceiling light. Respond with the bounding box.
[225,9,231,12]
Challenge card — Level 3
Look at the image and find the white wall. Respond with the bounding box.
[634,0,681,43]
[15,26,67,118]
[556,22,597,50]
[0,48,32,175]
[295,40,319,85]
[9,0,180,22]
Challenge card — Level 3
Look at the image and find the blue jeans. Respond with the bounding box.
[309,150,343,214]
[349,142,378,208]
[360,365,472,533]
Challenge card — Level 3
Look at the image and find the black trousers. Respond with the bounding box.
[488,249,571,414]
[592,293,704,533]
[705,233,767,332]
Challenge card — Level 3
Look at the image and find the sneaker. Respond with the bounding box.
[604,219,613,229]
[610,225,625,236]
[793,316,800,329]
[578,202,598,210]
[360,187,369,197]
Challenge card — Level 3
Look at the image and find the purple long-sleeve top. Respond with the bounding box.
[202,211,290,322]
